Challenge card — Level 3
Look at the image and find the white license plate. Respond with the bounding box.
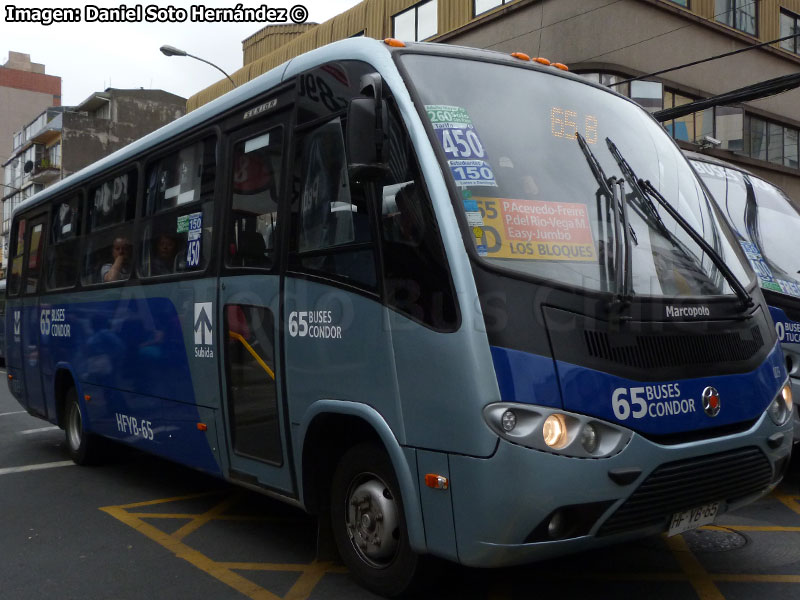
[667,501,720,536]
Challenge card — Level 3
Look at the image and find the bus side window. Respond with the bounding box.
[226,129,281,270]
[24,221,45,295]
[46,196,81,290]
[291,118,376,289]
[83,169,137,285]
[141,137,216,278]
[7,219,26,296]
[377,106,458,330]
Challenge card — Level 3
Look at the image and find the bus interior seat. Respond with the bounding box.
[237,230,269,267]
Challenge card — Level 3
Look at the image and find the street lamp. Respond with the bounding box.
[159,45,236,88]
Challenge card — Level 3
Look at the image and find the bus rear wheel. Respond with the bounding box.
[330,443,422,598]
[64,388,99,465]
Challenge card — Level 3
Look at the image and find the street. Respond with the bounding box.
[3,373,800,600]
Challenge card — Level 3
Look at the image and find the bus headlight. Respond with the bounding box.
[768,383,793,426]
[483,403,632,458]
[543,414,568,449]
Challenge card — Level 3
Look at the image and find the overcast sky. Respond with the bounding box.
[2,0,363,106]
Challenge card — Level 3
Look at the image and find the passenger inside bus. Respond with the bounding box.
[151,233,179,276]
[101,237,132,282]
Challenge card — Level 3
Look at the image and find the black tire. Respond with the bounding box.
[64,387,100,465]
[330,442,423,598]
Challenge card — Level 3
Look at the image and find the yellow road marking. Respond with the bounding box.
[101,503,282,600]
[101,488,800,598]
[125,512,299,523]
[774,491,800,516]
[707,524,800,532]
[665,534,725,600]
[101,493,343,600]
[715,574,800,583]
[113,490,225,509]
[172,492,243,541]
[285,561,335,600]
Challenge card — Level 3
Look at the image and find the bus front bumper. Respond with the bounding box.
[446,412,791,568]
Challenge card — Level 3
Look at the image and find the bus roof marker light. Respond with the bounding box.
[384,38,406,48]
[197,423,208,431]
[424,474,449,490]
[84,394,91,402]
[511,52,531,61]
[533,57,551,66]
[552,63,569,71]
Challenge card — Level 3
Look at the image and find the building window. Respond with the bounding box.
[715,0,757,35]
[631,80,664,113]
[393,0,437,41]
[474,0,513,16]
[786,128,799,169]
[714,106,744,152]
[577,71,631,97]
[743,115,800,168]
[780,10,800,55]
[668,0,689,6]
[48,143,61,168]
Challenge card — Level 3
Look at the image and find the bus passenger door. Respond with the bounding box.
[20,215,48,417]
[218,103,294,494]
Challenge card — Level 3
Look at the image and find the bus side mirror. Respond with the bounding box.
[346,74,390,179]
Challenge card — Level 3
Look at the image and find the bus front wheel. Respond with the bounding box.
[64,388,99,465]
[330,442,422,598]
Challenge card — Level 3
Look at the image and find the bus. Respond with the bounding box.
[6,38,793,597]
[687,151,800,445]
[0,278,5,366]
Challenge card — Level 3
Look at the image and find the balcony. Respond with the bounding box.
[29,158,61,184]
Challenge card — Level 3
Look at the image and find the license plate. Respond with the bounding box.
[667,501,720,536]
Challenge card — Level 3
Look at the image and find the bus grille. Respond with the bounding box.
[584,325,763,371]
[597,447,772,537]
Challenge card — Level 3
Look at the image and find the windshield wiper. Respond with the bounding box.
[606,138,670,238]
[575,133,632,305]
[640,178,754,310]
[606,137,752,310]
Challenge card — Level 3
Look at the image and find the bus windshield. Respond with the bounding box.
[400,54,752,298]
[691,159,800,299]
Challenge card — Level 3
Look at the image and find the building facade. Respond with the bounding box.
[0,51,61,200]
[1,88,186,271]
[188,0,800,200]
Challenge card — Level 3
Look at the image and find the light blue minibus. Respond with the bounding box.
[6,38,793,596]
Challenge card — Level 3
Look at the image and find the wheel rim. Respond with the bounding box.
[67,401,82,451]
[345,474,400,568]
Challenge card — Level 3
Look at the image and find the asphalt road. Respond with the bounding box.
[3,374,800,600]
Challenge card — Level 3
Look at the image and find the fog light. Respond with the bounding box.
[501,410,517,432]
[581,423,598,453]
[543,414,568,449]
[768,397,786,425]
[547,510,566,538]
